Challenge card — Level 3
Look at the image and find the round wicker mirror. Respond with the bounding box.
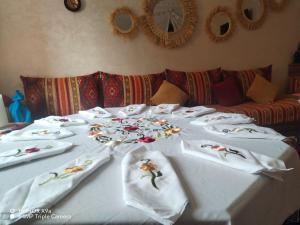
[206,7,235,42]
[111,7,138,39]
[140,0,198,48]
[237,0,267,30]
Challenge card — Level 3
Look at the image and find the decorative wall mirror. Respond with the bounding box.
[237,0,267,30]
[269,0,289,11]
[140,0,198,48]
[206,7,235,42]
[64,0,81,12]
[110,7,138,39]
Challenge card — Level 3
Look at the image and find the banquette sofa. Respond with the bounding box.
[20,65,300,133]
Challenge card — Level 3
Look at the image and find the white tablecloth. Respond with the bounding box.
[1,107,300,225]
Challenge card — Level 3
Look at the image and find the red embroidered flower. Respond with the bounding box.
[112,118,123,122]
[124,126,139,131]
[25,147,40,153]
[211,145,226,151]
[138,137,155,143]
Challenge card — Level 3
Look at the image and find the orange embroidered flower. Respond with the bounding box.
[211,145,226,151]
[90,124,103,129]
[140,162,157,171]
[64,166,84,173]
[88,131,102,138]
[153,119,167,126]
[165,127,181,136]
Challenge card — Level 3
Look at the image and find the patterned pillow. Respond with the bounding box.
[101,72,165,107]
[222,65,272,98]
[21,72,100,118]
[165,68,222,106]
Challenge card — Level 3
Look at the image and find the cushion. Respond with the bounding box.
[101,72,165,107]
[212,76,243,106]
[150,80,189,105]
[21,72,100,117]
[165,68,222,106]
[246,74,278,104]
[222,65,272,98]
[210,98,300,126]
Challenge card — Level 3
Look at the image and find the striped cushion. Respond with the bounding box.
[21,72,100,117]
[210,98,300,126]
[165,68,222,106]
[222,65,272,98]
[101,72,165,107]
[289,76,300,93]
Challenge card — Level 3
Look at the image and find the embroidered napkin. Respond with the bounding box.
[0,141,73,169]
[119,104,146,117]
[172,106,216,118]
[79,107,112,119]
[0,150,111,225]
[122,146,188,225]
[152,104,180,114]
[1,128,74,142]
[191,112,254,126]
[181,140,292,176]
[203,124,285,140]
[34,116,86,127]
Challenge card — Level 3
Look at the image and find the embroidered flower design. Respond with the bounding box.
[124,126,139,131]
[201,144,246,159]
[140,159,163,190]
[112,118,123,122]
[25,147,40,153]
[88,131,102,138]
[164,127,181,136]
[39,160,92,186]
[138,137,155,143]
[153,119,167,126]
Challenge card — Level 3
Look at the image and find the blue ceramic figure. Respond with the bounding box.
[9,90,32,122]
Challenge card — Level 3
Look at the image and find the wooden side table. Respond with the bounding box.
[288,64,300,93]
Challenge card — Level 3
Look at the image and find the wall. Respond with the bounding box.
[0,0,299,97]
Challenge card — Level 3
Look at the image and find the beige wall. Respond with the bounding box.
[0,0,299,97]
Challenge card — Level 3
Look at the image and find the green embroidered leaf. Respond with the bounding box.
[157,171,163,177]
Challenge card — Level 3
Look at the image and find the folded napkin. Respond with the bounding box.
[191,112,254,126]
[172,106,216,118]
[203,124,285,140]
[152,104,180,114]
[119,104,146,117]
[122,146,188,225]
[79,107,112,119]
[1,128,74,142]
[34,116,86,127]
[181,140,292,177]
[0,150,111,225]
[0,141,73,169]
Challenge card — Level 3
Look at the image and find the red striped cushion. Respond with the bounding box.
[165,68,222,106]
[289,76,300,93]
[101,72,165,107]
[21,72,100,117]
[210,98,300,126]
[222,65,272,98]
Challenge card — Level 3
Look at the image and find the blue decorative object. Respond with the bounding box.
[9,90,32,122]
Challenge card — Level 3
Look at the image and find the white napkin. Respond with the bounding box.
[0,150,111,225]
[122,146,188,225]
[1,128,74,142]
[152,104,180,114]
[0,141,73,169]
[181,140,292,178]
[172,106,216,118]
[34,116,86,127]
[191,112,254,126]
[79,107,112,119]
[119,104,146,117]
[203,124,285,140]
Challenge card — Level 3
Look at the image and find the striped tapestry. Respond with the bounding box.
[102,72,165,107]
[165,68,222,106]
[21,72,100,117]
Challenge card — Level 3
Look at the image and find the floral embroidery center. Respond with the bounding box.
[140,159,163,190]
[201,144,246,159]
